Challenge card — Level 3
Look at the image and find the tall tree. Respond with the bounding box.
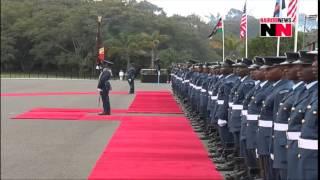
[140,31,169,68]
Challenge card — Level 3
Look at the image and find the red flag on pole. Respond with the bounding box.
[98,47,104,62]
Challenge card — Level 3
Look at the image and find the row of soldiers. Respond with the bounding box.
[171,50,318,180]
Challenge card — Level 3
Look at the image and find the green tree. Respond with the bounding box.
[140,31,170,68]
[106,33,146,70]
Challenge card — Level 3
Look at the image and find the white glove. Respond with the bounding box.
[217,119,227,127]
[270,153,274,160]
[128,79,131,82]
[97,88,102,92]
[255,149,259,158]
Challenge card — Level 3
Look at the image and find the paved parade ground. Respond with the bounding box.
[1,78,222,180]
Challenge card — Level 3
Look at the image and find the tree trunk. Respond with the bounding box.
[151,48,155,68]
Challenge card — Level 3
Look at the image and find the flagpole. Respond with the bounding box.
[294,0,300,52]
[222,18,225,61]
[276,37,280,56]
[276,0,283,57]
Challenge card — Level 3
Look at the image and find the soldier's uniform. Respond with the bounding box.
[271,52,302,179]
[239,57,263,172]
[215,60,239,156]
[127,65,136,94]
[297,91,318,180]
[286,51,318,180]
[97,60,113,115]
[256,57,293,180]
[297,50,318,180]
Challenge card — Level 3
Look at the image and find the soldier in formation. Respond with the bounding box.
[170,50,318,180]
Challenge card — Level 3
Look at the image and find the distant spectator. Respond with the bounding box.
[119,69,124,80]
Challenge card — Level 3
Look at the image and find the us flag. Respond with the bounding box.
[287,0,298,23]
[240,1,247,39]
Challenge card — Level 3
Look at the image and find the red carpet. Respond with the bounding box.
[12,108,127,120]
[30,107,127,113]
[128,92,183,114]
[11,91,222,179]
[88,116,222,180]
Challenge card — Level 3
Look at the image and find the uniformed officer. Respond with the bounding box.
[271,52,303,180]
[226,58,255,179]
[256,56,293,180]
[97,60,113,115]
[240,57,265,178]
[127,64,136,94]
[286,50,318,180]
[206,63,226,159]
[198,63,216,135]
[246,58,274,179]
[297,50,318,180]
[214,59,239,171]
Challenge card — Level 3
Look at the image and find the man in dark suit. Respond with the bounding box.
[127,64,136,94]
[97,60,113,115]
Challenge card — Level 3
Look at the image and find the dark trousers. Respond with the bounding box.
[246,148,259,168]
[100,91,110,113]
[274,168,287,180]
[232,131,240,156]
[128,79,135,93]
[259,155,275,180]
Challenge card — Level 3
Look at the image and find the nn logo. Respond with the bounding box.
[260,18,292,37]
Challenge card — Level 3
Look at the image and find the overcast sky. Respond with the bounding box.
[138,0,318,22]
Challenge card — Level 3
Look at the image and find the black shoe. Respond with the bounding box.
[208,152,221,158]
[98,112,111,115]
[216,165,234,171]
[224,160,236,166]
[208,148,217,153]
[225,169,247,180]
[194,129,203,133]
[199,135,209,140]
[212,157,226,164]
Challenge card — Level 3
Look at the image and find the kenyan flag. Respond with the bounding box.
[208,18,223,39]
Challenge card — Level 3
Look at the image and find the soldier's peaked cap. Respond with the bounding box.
[292,50,317,65]
[236,59,242,63]
[280,52,300,65]
[221,59,235,67]
[260,56,286,69]
[233,58,253,67]
[254,56,264,66]
[248,56,264,69]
